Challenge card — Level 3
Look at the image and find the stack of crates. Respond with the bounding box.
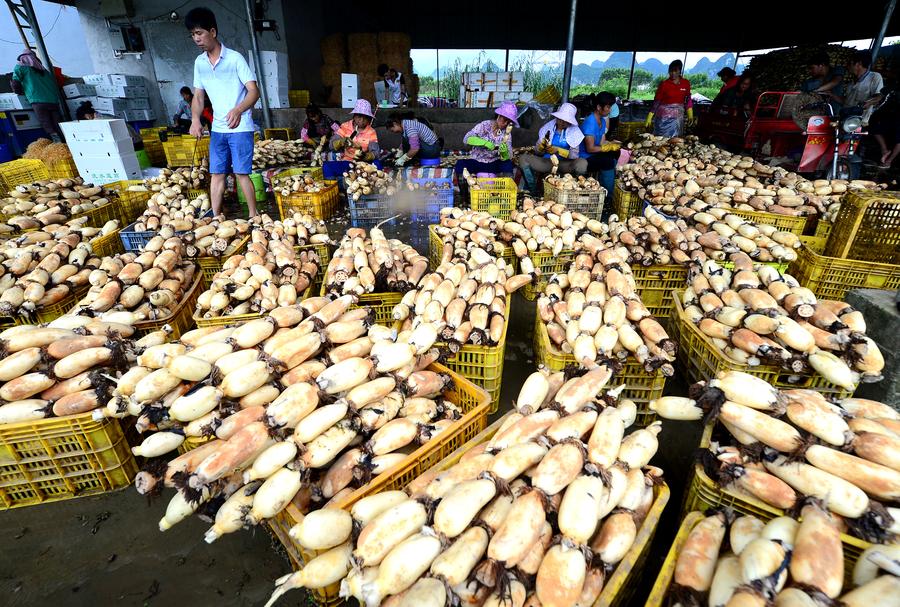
[0,159,48,195]
[44,157,78,179]
[162,134,210,167]
[140,127,167,166]
[790,190,900,300]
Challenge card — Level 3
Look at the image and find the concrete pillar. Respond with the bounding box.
[845,289,900,407]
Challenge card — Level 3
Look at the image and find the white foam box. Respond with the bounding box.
[82,74,110,86]
[78,157,142,184]
[124,109,156,121]
[518,92,534,102]
[65,97,95,114]
[482,72,498,88]
[0,94,30,110]
[482,83,499,92]
[63,83,96,99]
[341,73,359,89]
[60,118,132,145]
[109,74,144,87]
[95,84,148,98]
[248,50,288,79]
[126,97,150,110]
[71,137,135,158]
[464,72,484,88]
[498,72,512,89]
[472,92,492,108]
[510,72,525,90]
[92,97,128,114]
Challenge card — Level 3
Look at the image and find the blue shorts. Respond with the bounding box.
[210,130,254,174]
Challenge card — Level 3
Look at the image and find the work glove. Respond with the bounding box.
[395,154,409,167]
[362,151,375,162]
[598,142,622,153]
[499,142,510,161]
[536,140,550,154]
[332,137,345,150]
[467,136,495,150]
[644,113,654,128]
[686,108,695,127]
[550,146,570,158]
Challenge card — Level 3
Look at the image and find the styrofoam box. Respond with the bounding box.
[95,84,148,99]
[0,94,30,110]
[71,137,135,157]
[82,74,110,86]
[109,74,144,87]
[80,162,142,184]
[342,95,358,109]
[65,97,95,114]
[92,97,128,114]
[124,109,156,121]
[482,72,499,86]
[60,118,132,144]
[510,72,525,89]
[248,50,288,78]
[465,73,484,88]
[510,84,525,92]
[126,98,151,110]
[63,83,96,99]
[518,92,534,102]
[483,83,499,92]
[341,73,359,88]
[74,152,141,181]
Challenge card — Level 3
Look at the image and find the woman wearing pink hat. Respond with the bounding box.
[455,101,519,184]
[330,99,381,162]
[518,102,587,193]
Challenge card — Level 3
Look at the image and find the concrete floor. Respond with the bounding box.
[0,193,703,607]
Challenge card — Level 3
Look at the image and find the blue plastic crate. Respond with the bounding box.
[119,210,213,253]
[349,193,393,224]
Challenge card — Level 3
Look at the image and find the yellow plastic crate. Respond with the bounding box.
[428,224,516,270]
[193,284,313,328]
[520,248,576,301]
[823,190,900,264]
[789,244,900,301]
[800,234,827,253]
[44,157,78,180]
[90,229,123,258]
[177,435,214,454]
[631,263,689,323]
[29,284,90,324]
[469,177,517,220]
[319,282,402,326]
[163,135,210,168]
[543,179,607,220]
[727,207,810,235]
[0,414,137,509]
[0,158,49,193]
[534,319,664,426]
[289,90,310,108]
[275,179,338,221]
[670,293,854,399]
[295,242,330,294]
[267,363,490,605]
[263,127,295,141]
[615,120,649,142]
[681,422,873,585]
[195,235,250,288]
[815,217,833,240]
[103,180,151,224]
[133,276,203,339]
[71,199,123,228]
[612,181,641,218]
[396,299,509,414]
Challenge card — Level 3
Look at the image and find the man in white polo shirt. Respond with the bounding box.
[186,7,260,217]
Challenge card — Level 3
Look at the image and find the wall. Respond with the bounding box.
[74,0,288,125]
[279,1,325,103]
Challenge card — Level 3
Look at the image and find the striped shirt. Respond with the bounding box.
[402,119,438,148]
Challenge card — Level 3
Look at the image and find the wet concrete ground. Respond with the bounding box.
[0,194,702,607]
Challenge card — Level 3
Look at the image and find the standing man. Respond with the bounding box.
[186,7,260,218]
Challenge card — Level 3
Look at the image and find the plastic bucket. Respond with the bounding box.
[135,149,151,169]
[421,157,440,166]
[0,144,13,163]
[236,172,266,203]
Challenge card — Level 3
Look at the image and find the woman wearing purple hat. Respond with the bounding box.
[518,102,587,194]
[330,99,381,162]
[456,101,519,181]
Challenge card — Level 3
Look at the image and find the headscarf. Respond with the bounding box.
[17,49,45,72]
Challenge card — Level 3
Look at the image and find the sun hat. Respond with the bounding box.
[551,102,579,126]
[350,99,375,118]
[494,101,519,127]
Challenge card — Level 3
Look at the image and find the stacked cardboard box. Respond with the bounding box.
[248,51,290,109]
[60,118,141,183]
[459,71,530,108]
[82,73,156,122]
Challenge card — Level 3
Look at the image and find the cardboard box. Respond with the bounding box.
[126,97,150,110]
[60,118,132,145]
[63,83,96,99]
[95,84,148,99]
[124,109,156,121]
[92,97,128,114]
[0,94,30,110]
[82,74,110,86]
[71,137,135,158]
[109,74,144,87]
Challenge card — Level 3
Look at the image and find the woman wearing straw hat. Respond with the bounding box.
[330,99,381,162]
[518,102,587,194]
[456,101,519,180]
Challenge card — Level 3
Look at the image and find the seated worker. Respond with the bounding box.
[385,112,442,166]
[713,74,756,114]
[330,99,381,161]
[75,100,143,150]
[518,102,586,193]
[801,52,845,112]
[300,103,336,145]
[172,86,193,132]
[581,91,621,207]
[717,67,740,94]
[456,101,518,176]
